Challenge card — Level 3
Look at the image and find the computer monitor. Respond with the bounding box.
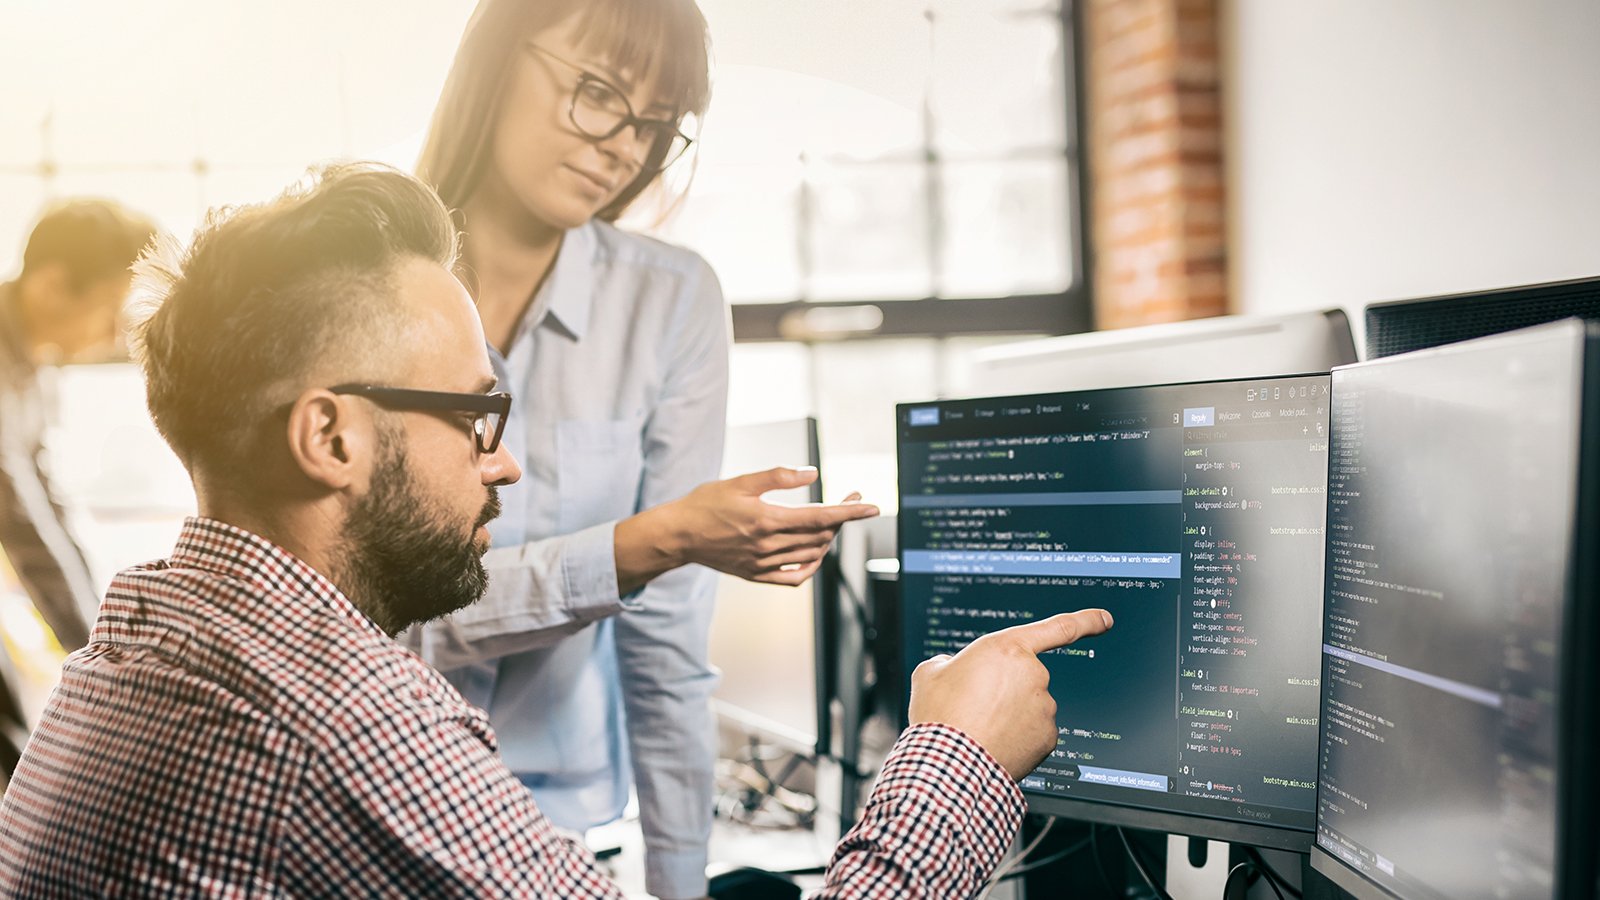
[1311,320,1600,899]
[830,516,900,729]
[896,375,1332,850]
[958,309,1356,399]
[707,418,826,755]
[1364,274,1600,360]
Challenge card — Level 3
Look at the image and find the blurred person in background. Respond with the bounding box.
[0,199,155,778]
[410,1,876,895]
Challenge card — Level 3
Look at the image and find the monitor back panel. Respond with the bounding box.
[960,309,1356,399]
[1364,275,1600,360]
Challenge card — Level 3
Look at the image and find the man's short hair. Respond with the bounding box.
[131,163,459,488]
[20,199,157,292]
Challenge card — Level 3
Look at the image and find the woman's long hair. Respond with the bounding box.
[417,0,711,224]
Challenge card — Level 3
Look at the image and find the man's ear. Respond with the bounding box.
[284,390,371,491]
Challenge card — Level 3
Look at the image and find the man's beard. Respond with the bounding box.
[335,432,501,636]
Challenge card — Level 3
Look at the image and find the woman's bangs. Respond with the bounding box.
[570,0,710,117]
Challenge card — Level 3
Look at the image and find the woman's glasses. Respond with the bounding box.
[525,43,696,171]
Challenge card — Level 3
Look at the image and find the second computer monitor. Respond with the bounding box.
[897,375,1331,850]
[707,417,826,754]
[958,309,1357,399]
[1312,320,1600,899]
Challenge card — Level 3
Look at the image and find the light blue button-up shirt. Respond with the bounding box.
[405,219,729,900]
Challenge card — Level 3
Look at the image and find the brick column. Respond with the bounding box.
[1085,0,1227,329]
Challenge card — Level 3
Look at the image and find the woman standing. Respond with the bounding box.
[411,2,875,898]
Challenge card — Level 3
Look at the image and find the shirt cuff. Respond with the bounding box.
[560,520,629,615]
[644,845,709,900]
[863,722,1026,879]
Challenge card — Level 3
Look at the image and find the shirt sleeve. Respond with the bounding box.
[281,670,627,898]
[819,723,1027,899]
[0,416,96,651]
[278,676,1018,898]
[400,522,627,671]
[613,255,730,900]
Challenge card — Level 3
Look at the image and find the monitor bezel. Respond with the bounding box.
[1310,849,1393,899]
[1558,323,1600,900]
[895,371,1334,850]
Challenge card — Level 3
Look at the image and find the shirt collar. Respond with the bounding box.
[167,515,388,641]
[523,221,597,343]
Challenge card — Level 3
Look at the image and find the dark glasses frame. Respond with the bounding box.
[330,384,512,455]
[524,42,696,171]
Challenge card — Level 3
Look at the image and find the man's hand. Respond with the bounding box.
[908,608,1113,780]
[614,466,880,594]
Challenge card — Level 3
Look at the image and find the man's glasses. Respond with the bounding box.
[331,384,512,455]
[525,43,696,171]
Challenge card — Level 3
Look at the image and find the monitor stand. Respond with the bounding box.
[1164,837,1229,896]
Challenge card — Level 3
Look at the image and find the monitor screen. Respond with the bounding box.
[1313,322,1592,899]
[896,375,1331,847]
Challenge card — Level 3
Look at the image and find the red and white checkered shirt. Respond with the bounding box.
[0,517,1024,897]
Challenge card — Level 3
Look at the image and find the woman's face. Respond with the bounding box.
[487,15,674,231]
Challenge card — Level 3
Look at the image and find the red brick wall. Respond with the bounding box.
[1086,0,1227,329]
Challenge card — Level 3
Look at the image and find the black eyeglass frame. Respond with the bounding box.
[524,42,696,171]
[330,384,513,455]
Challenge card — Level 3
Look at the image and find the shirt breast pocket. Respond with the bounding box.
[556,419,645,533]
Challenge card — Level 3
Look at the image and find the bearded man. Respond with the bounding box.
[0,164,1111,897]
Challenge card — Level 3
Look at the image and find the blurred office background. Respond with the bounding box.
[2,0,1599,826]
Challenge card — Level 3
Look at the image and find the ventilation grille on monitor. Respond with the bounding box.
[1365,276,1600,359]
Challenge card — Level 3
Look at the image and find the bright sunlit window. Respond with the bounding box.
[0,0,477,269]
[635,0,1077,308]
[2,0,1078,315]
[0,0,1080,520]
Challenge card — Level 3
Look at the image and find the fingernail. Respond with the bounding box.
[796,465,818,473]
[1101,610,1114,628]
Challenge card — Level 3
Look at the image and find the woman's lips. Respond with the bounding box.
[564,164,614,194]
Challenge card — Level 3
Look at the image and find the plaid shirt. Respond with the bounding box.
[0,518,1024,897]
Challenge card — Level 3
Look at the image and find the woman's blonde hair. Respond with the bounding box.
[417,0,711,224]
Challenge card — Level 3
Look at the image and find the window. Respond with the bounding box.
[623,0,1090,341]
[0,0,474,272]
[0,1,1087,511]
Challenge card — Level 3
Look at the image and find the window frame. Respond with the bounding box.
[729,0,1093,343]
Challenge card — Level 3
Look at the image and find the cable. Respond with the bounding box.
[1224,861,1285,900]
[994,835,1092,881]
[1245,848,1302,899]
[1116,827,1175,900]
[1223,862,1255,900]
[714,742,820,831]
[1089,825,1118,896]
[825,554,876,640]
[975,817,1056,899]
